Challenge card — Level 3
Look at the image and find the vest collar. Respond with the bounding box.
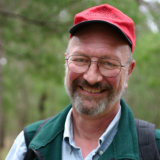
[99,99,140,160]
[29,99,140,160]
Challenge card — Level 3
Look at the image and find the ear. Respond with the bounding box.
[124,60,136,89]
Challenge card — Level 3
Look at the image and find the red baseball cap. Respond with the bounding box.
[69,4,135,53]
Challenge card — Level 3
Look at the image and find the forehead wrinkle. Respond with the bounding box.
[69,36,128,61]
[70,35,116,53]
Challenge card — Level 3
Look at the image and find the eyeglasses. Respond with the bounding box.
[65,55,128,77]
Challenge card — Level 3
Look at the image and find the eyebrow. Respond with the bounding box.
[71,53,121,61]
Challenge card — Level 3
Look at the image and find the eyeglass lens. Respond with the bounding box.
[67,55,121,77]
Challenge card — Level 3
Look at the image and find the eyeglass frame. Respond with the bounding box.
[65,55,129,77]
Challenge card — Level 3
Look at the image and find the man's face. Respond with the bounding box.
[65,24,135,116]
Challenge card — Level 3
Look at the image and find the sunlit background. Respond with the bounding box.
[0,0,160,159]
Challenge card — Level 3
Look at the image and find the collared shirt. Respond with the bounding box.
[62,107,121,160]
[6,107,121,160]
[5,131,27,160]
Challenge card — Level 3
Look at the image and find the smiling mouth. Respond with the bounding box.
[81,86,105,94]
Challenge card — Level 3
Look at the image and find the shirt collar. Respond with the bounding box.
[63,108,73,140]
[99,106,121,144]
[63,106,121,146]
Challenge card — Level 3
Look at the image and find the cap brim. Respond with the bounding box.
[69,20,132,47]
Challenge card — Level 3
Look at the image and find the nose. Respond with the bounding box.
[83,62,103,85]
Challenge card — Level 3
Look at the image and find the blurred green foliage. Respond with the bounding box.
[125,31,160,126]
[0,0,160,157]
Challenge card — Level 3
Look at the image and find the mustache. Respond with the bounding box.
[72,79,113,90]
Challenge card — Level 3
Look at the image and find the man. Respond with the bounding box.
[6,4,160,160]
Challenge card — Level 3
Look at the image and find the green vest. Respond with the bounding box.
[25,99,160,160]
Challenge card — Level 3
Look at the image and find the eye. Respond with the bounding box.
[105,62,117,67]
[74,58,86,62]
[70,56,89,65]
[99,59,120,69]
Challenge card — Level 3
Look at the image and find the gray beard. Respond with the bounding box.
[64,70,126,116]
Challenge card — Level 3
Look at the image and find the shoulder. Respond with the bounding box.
[24,120,44,147]
[155,129,160,151]
[24,103,72,147]
[26,120,44,133]
[6,131,27,160]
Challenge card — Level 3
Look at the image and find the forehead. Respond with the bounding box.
[68,24,130,60]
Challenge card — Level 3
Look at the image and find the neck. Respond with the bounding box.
[72,101,120,158]
[72,104,119,139]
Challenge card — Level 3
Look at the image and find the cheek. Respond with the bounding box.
[119,70,129,89]
[124,73,130,89]
[67,70,82,85]
[104,76,120,89]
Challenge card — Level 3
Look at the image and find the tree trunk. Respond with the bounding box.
[0,31,4,149]
[38,92,47,119]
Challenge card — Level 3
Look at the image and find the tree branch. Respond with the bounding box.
[0,9,48,26]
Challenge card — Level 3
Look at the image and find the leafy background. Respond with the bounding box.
[0,0,160,159]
